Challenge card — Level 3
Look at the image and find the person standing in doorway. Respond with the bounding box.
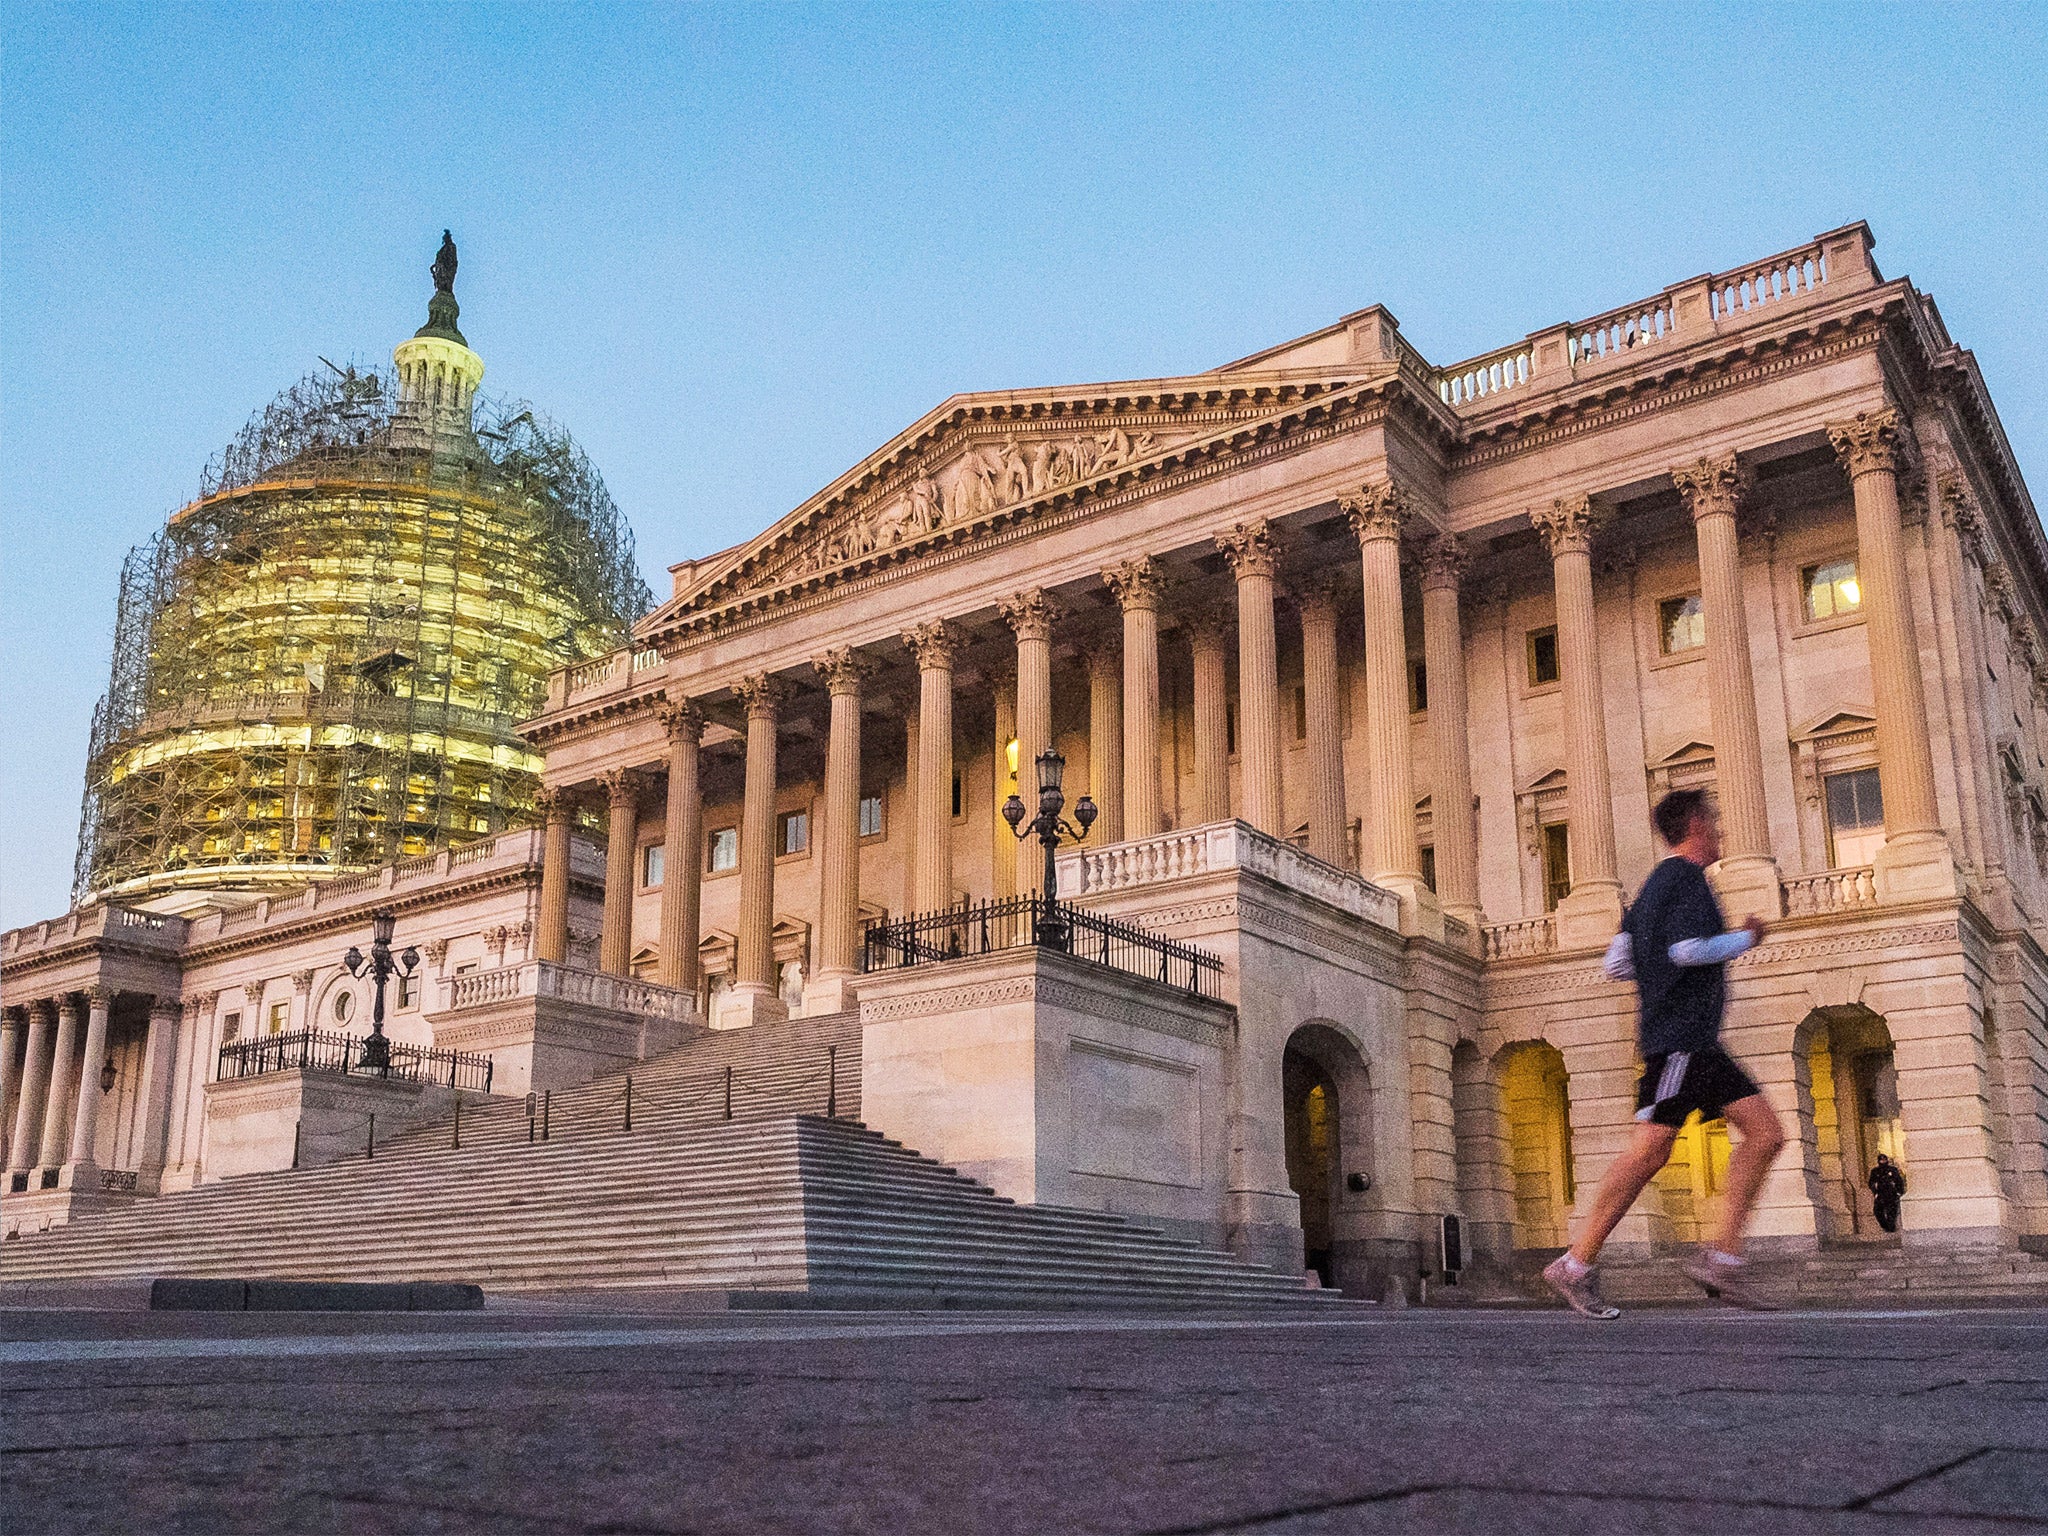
[1543,788,1787,1317]
[1869,1152,1906,1234]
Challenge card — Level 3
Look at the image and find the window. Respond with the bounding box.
[778,808,809,856]
[397,972,419,1010]
[1292,685,1308,741]
[1419,844,1437,893]
[1541,822,1572,911]
[951,770,964,820]
[1409,659,1428,714]
[642,843,665,889]
[707,826,738,873]
[268,1000,290,1035]
[220,1011,242,1044]
[1659,594,1705,655]
[1824,766,1885,869]
[1803,558,1862,623]
[858,794,885,839]
[1004,737,1020,786]
[1226,701,1238,756]
[331,991,355,1025]
[453,961,478,976]
[1527,627,1561,687]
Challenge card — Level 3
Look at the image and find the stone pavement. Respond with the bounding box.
[3,1303,2046,1534]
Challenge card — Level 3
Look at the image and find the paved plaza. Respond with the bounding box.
[4,1302,2047,1533]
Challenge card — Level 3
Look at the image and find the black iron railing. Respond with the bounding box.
[217,1027,494,1093]
[862,894,1222,999]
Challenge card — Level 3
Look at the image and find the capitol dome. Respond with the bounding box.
[74,233,653,906]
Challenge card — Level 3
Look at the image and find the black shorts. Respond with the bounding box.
[1634,1046,1761,1128]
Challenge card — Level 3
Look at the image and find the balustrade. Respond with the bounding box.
[1437,344,1533,405]
[1571,297,1675,363]
[1780,865,1878,917]
[1711,241,1828,321]
[1481,914,1557,960]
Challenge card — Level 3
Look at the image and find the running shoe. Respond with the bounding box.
[1681,1250,1778,1310]
[1542,1254,1620,1319]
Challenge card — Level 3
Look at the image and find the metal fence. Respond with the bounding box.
[861,894,1222,999]
[217,1027,494,1093]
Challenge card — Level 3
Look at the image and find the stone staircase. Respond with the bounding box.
[1507,1242,2048,1308]
[0,1015,1339,1310]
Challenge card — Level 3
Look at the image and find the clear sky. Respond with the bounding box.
[4,2,2045,929]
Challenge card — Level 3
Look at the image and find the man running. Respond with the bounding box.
[1543,788,1786,1317]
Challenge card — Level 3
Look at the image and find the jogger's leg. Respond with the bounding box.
[1567,1120,1680,1266]
[1708,1091,1786,1257]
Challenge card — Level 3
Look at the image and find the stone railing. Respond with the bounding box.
[2,902,189,961]
[1710,236,1831,322]
[1436,341,1534,406]
[565,650,624,700]
[1481,914,1557,961]
[1059,820,1401,931]
[1570,293,1676,364]
[1781,865,1879,918]
[442,960,698,1025]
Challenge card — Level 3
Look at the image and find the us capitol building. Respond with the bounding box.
[3,223,2045,1305]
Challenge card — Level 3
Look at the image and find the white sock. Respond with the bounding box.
[1704,1248,1745,1267]
[1561,1253,1592,1278]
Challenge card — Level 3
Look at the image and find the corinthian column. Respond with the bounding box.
[64,985,117,1179]
[904,622,959,911]
[1296,578,1349,869]
[1217,520,1285,837]
[656,698,705,994]
[809,650,870,1014]
[1185,605,1231,826]
[1531,495,1624,948]
[729,674,790,1026]
[534,786,574,966]
[1672,453,1780,919]
[1828,408,1959,900]
[1000,589,1061,893]
[989,663,1017,903]
[1421,534,1483,929]
[136,991,190,1192]
[0,1007,22,1172]
[598,768,644,977]
[8,1000,54,1175]
[39,992,85,1169]
[1087,645,1123,843]
[1104,558,1164,839]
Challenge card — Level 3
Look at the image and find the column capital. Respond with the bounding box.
[598,766,648,806]
[902,619,961,671]
[997,587,1063,642]
[655,694,705,744]
[1,1004,24,1030]
[149,995,182,1023]
[1342,480,1408,544]
[1530,494,1603,559]
[1177,597,1232,648]
[83,984,114,1009]
[533,784,577,823]
[1084,637,1121,681]
[1670,451,1753,522]
[1938,473,1987,564]
[1103,555,1165,612]
[811,648,874,697]
[1216,519,1283,579]
[732,673,792,719]
[1827,406,1906,478]
[29,997,56,1025]
[291,969,317,992]
[183,991,218,1016]
[1418,533,1467,594]
[1292,572,1345,623]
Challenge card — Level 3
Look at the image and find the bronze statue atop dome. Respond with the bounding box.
[431,230,458,295]
[416,228,467,346]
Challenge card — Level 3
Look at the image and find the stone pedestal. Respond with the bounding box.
[1553,882,1625,951]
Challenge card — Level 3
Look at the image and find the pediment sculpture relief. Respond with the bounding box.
[777,424,1173,583]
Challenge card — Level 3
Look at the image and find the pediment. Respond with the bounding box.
[1519,768,1568,796]
[1649,738,1717,769]
[1791,708,1877,743]
[641,363,1425,638]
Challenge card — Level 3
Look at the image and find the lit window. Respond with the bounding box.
[1824,766,1885,869]
[778,808,809,856]
[1803,558,1862,623]
[1409,659,1428,714]
[1541,822,1572,911]
[1005,738,1020,784]
[332,991,355,1025]
[642,843,665,888]
[858,794,885,839]
[707,827,738,873]
[268,1000,290,1035]
[1527,627,1561,687]
[1659,594,1705,654]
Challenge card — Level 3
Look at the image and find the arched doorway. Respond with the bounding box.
[1497,1041,1575,1248]
[1800,1006,1903,1242]
[1281,1023,1375,1291]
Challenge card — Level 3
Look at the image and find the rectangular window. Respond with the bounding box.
[454,961,478,976]
[858,794,885,839]
[1824,766,1885,869]
[1226,701,1238,756]
[707,826,739,873]
[268,1000,289,1036]
[951,770,964,820]
[1419,844,1437,893]
[1527,627,1561,688]
[1803,558,1862,623]
[397,972,419,1010]
[220,1011,241,1044]
[1409,659,1428,714]
[642,843,665,889]
[1292,684,1308,742]
[778,808,809,856]
[1659,593,1705,655]
[1541,822,1572,911]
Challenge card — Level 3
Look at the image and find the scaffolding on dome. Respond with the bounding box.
[74,361,653,906]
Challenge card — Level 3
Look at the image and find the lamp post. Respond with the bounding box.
[1001,748,1097,950]
[342,908,418,1074]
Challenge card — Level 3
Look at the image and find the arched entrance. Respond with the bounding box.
[1497,1041,1575,1248]
[1799,1006,1903,1242]
[1281,1023,1375,1290]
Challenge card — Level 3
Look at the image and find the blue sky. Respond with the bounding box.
[4,2,2045,928]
